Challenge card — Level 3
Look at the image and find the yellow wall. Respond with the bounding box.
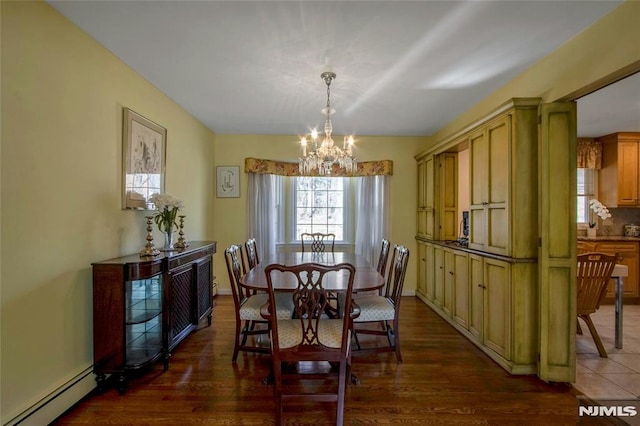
[425,0,640,151]
[1,2,215,423]
[213,134,425,294]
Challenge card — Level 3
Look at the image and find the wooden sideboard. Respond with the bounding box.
[92,241,216,393]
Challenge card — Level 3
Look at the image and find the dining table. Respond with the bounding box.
[239,251,385,293]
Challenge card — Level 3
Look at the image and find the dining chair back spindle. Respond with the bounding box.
[352,245,410,363]
[577,252,618,358]
[262,262,357,426]
[301,232,336,253]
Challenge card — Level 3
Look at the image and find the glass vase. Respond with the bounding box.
[162,226,175,251]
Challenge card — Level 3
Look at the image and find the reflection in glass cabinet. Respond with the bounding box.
[125,275,163,367]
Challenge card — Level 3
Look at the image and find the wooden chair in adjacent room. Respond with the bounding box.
[301,232,336,253]
[262,262,358,426]
[224,244,293,362]
[577,252,618,358]
[352,245,410,363]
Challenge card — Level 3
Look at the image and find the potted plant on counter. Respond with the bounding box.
[588,199,611,238]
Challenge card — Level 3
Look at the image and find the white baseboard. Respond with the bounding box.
[4,367,95,426]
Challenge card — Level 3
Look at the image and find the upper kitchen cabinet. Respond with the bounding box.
[599,132,640,207]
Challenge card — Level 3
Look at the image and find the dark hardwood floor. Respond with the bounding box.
[53,295,601,425]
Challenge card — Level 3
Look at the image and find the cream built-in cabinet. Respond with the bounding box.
[415,98,540,375]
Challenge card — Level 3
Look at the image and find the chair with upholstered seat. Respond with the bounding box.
[352,245,409,363]
[225,244,294,362]
[301,232,336,253]
[577,252,618,358]
[262,262,357,426]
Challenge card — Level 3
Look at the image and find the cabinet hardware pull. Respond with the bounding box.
[449,271,454,275]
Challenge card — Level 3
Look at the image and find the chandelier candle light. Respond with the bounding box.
[299,72,357,176]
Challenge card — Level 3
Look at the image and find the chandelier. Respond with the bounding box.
[298,71,357,176]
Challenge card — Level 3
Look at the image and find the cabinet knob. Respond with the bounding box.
[449,271,454,275]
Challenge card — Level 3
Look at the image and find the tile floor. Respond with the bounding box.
[575,303,640,425]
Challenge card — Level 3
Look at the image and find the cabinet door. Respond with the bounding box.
[195,256,213,322]
[443,249,455,316]
[167,264,196,350]
[468,254,484,341]
[433,246,444,308]
[417,156,436,238]
[440,153,458,240]
[416,242,427,296]
[452,251,469,329]
[483,258,511,359]
[617,142,639,206]
[468,116,510,255]
[485,117,510,254]
[469,129,487,250]
[417,159,427,236]
[424,243,435,301]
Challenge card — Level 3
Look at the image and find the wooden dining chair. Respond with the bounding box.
[375,239,391,294]
[301,232,336,253]
[577,252,618,358]
[352,245,410,363]
[262,262,357,426]
[245,238,260,270]
[224,244,293,362]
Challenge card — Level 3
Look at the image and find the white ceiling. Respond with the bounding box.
[48,0,636,137]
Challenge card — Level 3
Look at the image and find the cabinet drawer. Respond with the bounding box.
[596,242,638,253]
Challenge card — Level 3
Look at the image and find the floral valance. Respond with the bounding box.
[244,158,393,177]
[577,138,603,169]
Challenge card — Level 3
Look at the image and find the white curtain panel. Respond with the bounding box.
[247,173,280,261]
[354,175,389,265]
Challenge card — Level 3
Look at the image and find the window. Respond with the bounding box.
[577,168,596,225]
[273,176,354,246]
[294,177,349,241]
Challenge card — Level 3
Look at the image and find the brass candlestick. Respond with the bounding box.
[174,215,189,249]
[140,216,161,257]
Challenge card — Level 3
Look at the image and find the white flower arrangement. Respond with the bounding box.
[150,193,184,233]
[588,199,611,228]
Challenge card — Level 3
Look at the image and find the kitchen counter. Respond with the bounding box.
[577,235,640,242]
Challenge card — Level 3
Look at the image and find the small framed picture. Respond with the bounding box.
[122,108,166,209]
[216,166,240,198]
